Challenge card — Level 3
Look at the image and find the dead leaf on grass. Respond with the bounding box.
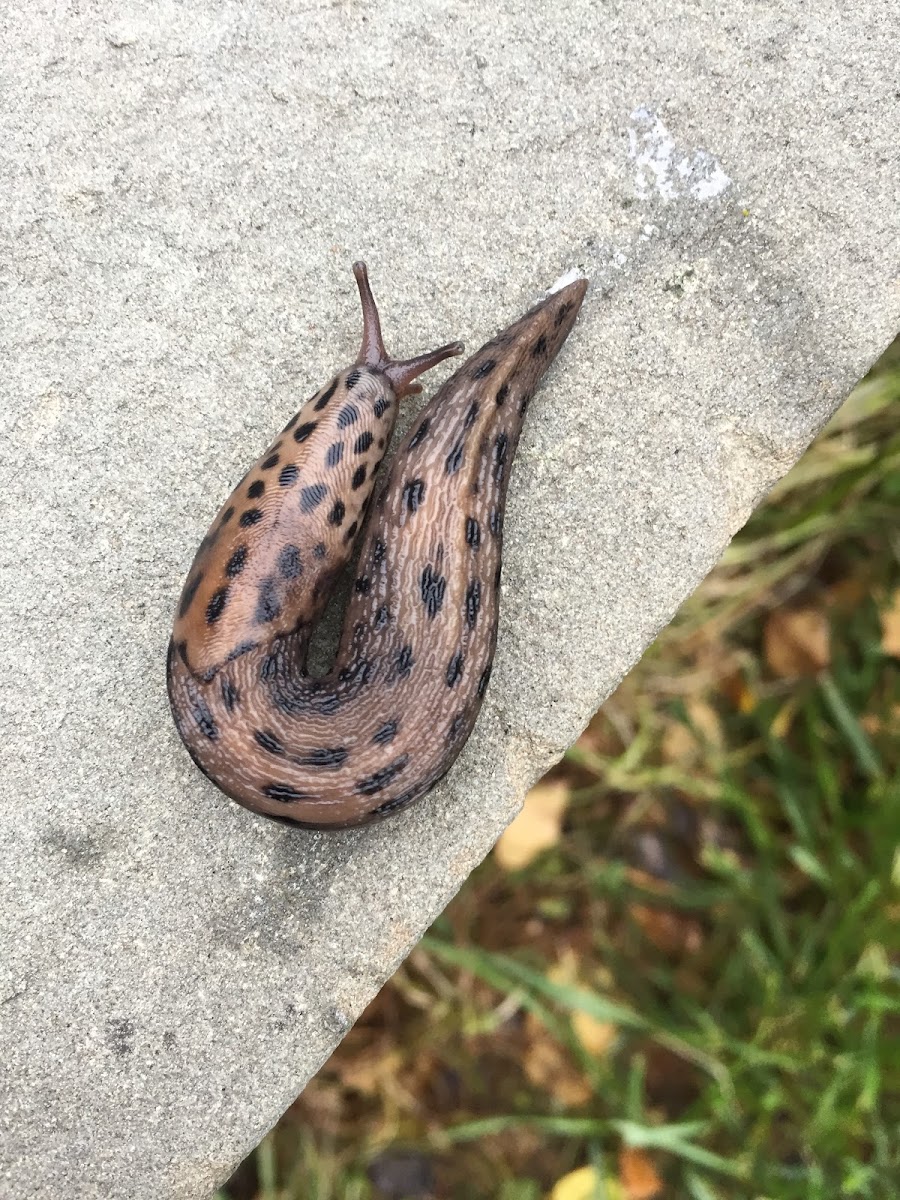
[763,607,830,678]
[495,781,569,870]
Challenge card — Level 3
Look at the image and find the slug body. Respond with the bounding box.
[168,265,587,827]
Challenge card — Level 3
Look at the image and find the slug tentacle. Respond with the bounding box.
[168,266,587,828]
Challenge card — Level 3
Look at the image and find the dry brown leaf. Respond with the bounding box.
[763,607,831,678]
[523,1012,592,1105]
[686,697,724,748]
[572,1010,617,1057]
[631,904,704,955]
[618,1147,663,1200]
[881,590,900,658]
[495,781,569,870]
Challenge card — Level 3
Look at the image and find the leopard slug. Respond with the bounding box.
[167,263,587,828]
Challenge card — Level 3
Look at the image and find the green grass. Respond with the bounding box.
[223,343,900,1199]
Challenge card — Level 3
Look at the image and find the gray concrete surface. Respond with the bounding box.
[1,1,898,1195]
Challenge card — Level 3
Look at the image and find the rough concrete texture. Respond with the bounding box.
[1,0,898,1195]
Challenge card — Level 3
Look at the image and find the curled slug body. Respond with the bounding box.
[168,265,587,828]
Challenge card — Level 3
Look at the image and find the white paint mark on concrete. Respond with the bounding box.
[627,107,732,204]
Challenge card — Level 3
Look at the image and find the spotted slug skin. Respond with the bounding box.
[168,264,587,828]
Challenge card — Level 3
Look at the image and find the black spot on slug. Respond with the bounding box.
[465,516,481,550]
[255,578,282,625]
[314,380,338,411]
[532,334,548,357]
[445,442,464,475]
[295,747,349,768]
[345,368,361,389]
[283,413,300,432]
[262,783,313,802]
[351,465,367,490]
[372,539,386,566]
[354,431,374,454]
[206,587,228,624]
[328,499,346,526]
[354,576,370,595]
[225,547,247,578]
[355,754,410,796]
[278,463,299,487]
[374,396,389,419]
[344,520,359,542]
[247,480,265,499]
[293,421,317,443]
[489,508,503,537]
[492,433,508,481]
[420,564,446,618]
[447,711,467,742]
[313,542,327,560]
[221,506,235,525]
[465,579,481,628]
[372,719,399,746]
[554,301,574,327]
[372,788,418,816]
[300,483,327,513]
[403,478,426,512]
[396,644,415,678]
[254,729,284,755]
[262,452,280,470]
[221,678,239,711]
[277,544,302,580]
[446,651,464,687]
[326,441,343,468]
[191,697,218,740]
[472,359,496,379]
[374,605,390,629]
[495,383,509,407]
[464,400,480,428]
[240,508,263,528]
[337,403,359,429]
[179,573,203,618]
[409,418,430,449]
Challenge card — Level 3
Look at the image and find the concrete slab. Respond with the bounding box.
[1,1,898,1196]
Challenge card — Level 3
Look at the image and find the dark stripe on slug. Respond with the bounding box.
[354,576,370,594]
[371,789,418,816]
[352,465,367,490]
[337,403,359,429]
[179,573,203,617]
[396,644,414,678]
[345,369,361,389]
[372,719,398,745]
[191,696,218,740]
[240,508,263,528]
[247,480,265,499]
[326,442,343,468]
[300,483,327,513]
[254,729,284,755]
[295,747,349,768]
[446,651,464,687]
[408,418,430,449]
[374,396,388,418]
[554,301,574,327]
[472,359,496,379]
[293,421,317,443]
[374,605,390,629]
[262,783,313,802]
[283,413,299,431]
[489,508,503,537]
[354,431,374,454]
[495,383,509,406]
[465,400,480,428]
[261,452,280,469]
[279,463,299,487]
[372,539,386,565]
[344,520,359,541]
[532,334,548,357]
[355,754,410,796]
[221,506,235,525]
[403,479,426,511]
[445,442,463,475]
[206,587,228,623]
[477,664,493,698]
[465,579,481,628]
[492,433,508,481]
[314,380,338,411]
[421,565,446,618]
[328,500,345,526]
[313,542,327,559]
[448,711,467,742]
[465,517,481,550]
[221,678,239,711]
